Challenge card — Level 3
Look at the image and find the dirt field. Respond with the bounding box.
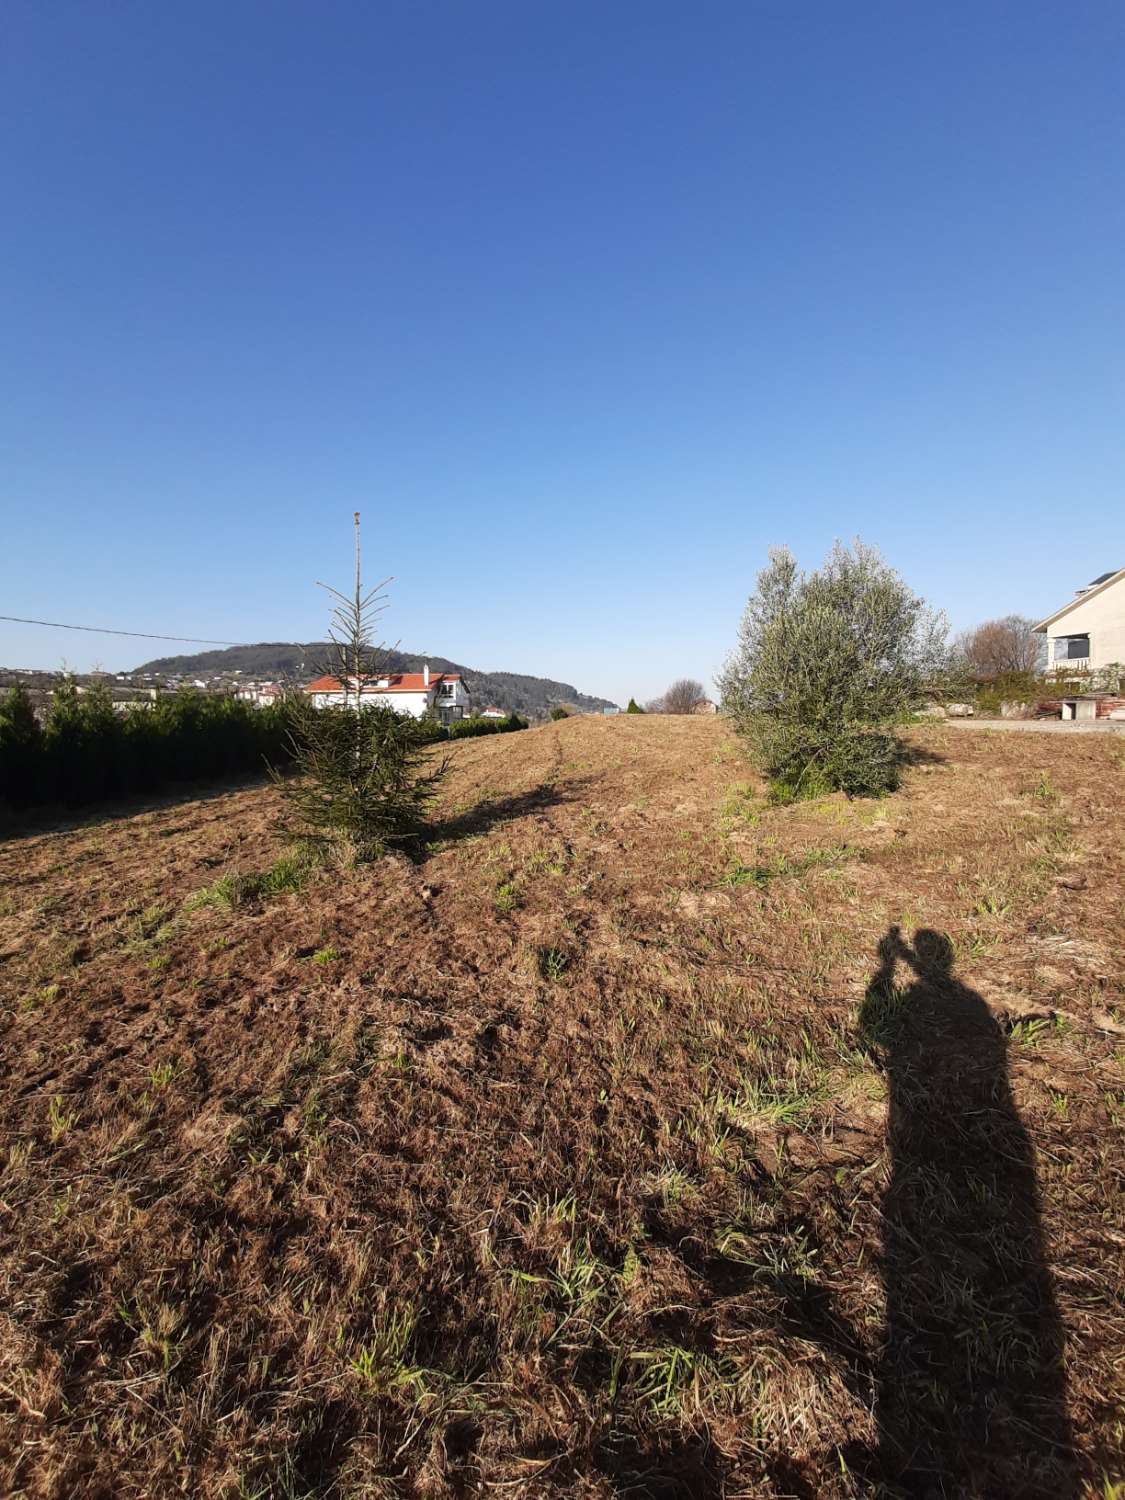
[1,716,1122,1498]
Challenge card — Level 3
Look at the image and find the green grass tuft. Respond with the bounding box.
[185,844,324,913]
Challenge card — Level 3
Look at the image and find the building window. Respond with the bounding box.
[439,682,454,696]
[1054,635,1090,661]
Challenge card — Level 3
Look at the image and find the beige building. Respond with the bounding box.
[1035,568,1125,672]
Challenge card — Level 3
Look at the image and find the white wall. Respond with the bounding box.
[308,677,471,716]
[309,689,432,716]
[1045,575,1125,669]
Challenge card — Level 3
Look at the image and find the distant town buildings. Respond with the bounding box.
[236,682,284,706]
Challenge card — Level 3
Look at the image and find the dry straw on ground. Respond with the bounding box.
[0,716,1122,1497]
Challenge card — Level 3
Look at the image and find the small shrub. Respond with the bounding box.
[549,707,569,721]
[626,698,644,714]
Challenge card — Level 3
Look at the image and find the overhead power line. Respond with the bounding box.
[0,615,253,647]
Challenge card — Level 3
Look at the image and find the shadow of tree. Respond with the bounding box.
[424,776,590,850]
[898,739,946,768]
[859,927,1077,1497]
[0,770,274,843]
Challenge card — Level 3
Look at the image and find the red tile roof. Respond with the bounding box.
[303,672,460,695]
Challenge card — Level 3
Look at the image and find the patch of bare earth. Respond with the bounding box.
[0,718,1121,1497]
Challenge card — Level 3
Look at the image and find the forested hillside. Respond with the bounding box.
[133,643,616,715]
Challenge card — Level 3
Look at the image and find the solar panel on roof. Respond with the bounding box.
[1087,570,1120,586]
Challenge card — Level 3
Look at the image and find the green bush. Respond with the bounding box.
[967,670,1109,714]
[549,706,569,721]
[720,542,949,799]
[626,698,644,714]
[446,713,528,740]
[968,671,1043,714]
[418,713,530,742]
[0,681,294,813]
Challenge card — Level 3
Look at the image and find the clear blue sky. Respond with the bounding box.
[3,2,1123,703]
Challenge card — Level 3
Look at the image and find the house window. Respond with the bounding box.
[1054,635,1090,661]
[439,682,454,696]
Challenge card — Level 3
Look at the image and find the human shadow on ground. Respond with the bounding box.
[859,927,1077,1497]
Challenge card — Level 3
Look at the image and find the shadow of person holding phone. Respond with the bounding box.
[859,927,1076,1497]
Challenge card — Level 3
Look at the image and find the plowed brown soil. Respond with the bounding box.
[0,716,1122,1498]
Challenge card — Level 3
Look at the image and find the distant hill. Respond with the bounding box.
[132,643,617,717]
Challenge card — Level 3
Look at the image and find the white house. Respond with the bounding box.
[1035,568,1125,673]
[479,706,507,719]
[303,664,472,723]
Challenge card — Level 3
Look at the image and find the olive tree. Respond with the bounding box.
[719,541,949,799]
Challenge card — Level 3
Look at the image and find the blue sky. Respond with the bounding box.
[2,2,1122,703]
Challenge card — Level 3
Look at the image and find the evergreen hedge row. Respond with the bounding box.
[0,682,295,811]
[0,686,531,813]
[419,713,529,743]
[447,712,529,739]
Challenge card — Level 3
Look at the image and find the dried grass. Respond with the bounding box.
[0,716,1121,1496]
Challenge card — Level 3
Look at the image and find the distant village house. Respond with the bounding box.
[303,664,471,723]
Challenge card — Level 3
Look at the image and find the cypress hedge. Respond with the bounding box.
[0,682,294,811]
[0,686,531,813]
